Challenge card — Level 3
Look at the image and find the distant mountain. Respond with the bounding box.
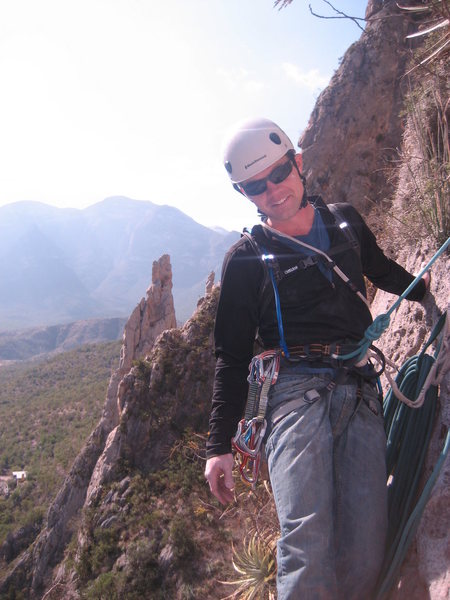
[0,317,126,361]
[0,197,239,330]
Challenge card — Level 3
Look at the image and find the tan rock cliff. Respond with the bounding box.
[0,255,177,598]
[300,1,414,213]
[120,254,176,373]
[298,1,449,596]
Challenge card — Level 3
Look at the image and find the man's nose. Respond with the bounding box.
[265,179,280,194]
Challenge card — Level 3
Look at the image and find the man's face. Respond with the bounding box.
[240,154,305,229]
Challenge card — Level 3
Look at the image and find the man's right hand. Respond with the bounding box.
[204,453,235,505]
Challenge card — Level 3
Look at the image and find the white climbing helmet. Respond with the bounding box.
[223,117,295,184]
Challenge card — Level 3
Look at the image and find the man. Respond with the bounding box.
[204,118,429,599]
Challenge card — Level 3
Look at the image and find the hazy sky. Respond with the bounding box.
[0,0,365,231]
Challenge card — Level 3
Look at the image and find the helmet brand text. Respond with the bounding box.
[244,155,267,170]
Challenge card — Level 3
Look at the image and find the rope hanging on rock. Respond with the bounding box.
[384,309,450,408]
[333,236,450,365]
[374,310,449,599]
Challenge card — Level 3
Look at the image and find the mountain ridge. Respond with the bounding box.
[0,317,126,362]
[0,196,239,330]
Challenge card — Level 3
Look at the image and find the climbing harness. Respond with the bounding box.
[233,208,384,488]
[242,204,371,360]
[232,350,280,488]
[234,223,449,508]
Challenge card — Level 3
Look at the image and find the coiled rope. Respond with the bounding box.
[374,309,450,599]
[341,236,450,597]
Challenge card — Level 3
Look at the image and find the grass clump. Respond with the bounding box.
[402,77,449,247]
[221,531,277,600]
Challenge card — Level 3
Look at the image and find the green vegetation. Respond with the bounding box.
[223,532,277,600]
[400,1,450,71]
[368,17,449,251]
[73,432,232,600]
[0,341,121,549]
[402,72,449,248]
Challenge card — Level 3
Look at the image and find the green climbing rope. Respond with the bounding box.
[335,236,450,364]
[375,312,449,599]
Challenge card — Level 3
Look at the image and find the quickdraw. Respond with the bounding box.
[232,350,281,488]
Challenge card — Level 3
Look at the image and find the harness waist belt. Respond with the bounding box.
[283,342,360,364]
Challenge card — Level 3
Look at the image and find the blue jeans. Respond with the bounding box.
[264,365,387,600]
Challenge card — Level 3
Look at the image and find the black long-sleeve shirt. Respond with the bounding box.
[206,198,426,458]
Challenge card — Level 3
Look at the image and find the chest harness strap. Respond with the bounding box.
[261,222,371,315]
[258,228,370,360]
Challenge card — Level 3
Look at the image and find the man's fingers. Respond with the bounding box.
[209,475,234,505]
[207,473,233,505]
[223,473,235,493]
[205,454,235,505]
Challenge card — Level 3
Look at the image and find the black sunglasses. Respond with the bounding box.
[240,159,294,196]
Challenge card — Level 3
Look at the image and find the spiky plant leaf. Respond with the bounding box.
[407,18,449,38]
[399,0,450,67]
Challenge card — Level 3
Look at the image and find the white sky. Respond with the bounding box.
[0,0,365,231]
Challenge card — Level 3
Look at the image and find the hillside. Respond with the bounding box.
[0,197,239,330]
[0,318,126,362]
[0,340,121,567]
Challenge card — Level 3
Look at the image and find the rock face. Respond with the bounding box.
[119,255,177,373]
[296,1,449,596]
[368,75,450,597]
[85,285,216,507]
[300,1,413,213]
[370,242,449,600]
[0,255,178,598]
[70,287,217,599]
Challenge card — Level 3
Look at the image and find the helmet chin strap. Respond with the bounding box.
[293,159,308,209]
[300,182,308,209]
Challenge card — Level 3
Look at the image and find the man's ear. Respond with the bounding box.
[294,152,303,172]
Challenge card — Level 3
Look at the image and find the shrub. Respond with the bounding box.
[84,572,120,600]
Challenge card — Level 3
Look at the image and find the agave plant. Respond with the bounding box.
[398,0,450,67]
[220,531,277,600]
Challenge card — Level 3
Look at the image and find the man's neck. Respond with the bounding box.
[267,203,315,237]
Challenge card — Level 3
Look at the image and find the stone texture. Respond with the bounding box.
[70,285,218,595]
[300,1,412,214]
[0,255,177,599]
[120,254,176,373]
[369,198,449,599]
[205,271,215,296]
[371,243,449,599]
